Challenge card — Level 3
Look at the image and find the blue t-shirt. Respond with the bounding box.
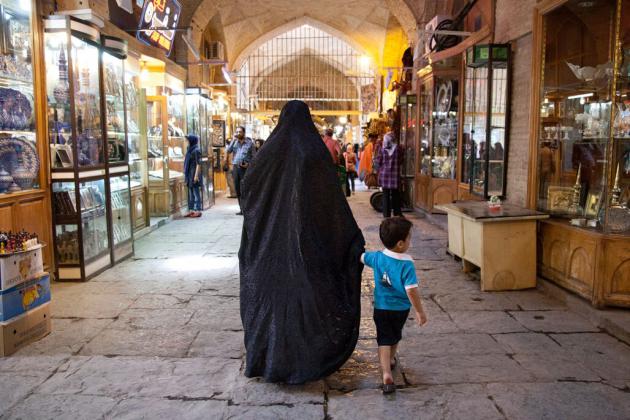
[362,249,419,311]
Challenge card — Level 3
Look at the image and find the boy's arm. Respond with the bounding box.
[406,286,427,326]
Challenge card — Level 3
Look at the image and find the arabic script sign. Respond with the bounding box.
[137,0,181,56]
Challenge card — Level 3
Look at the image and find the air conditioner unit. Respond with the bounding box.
[424,15,451,54]
[207,41,225,61]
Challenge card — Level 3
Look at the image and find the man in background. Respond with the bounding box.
[225,126,255,215]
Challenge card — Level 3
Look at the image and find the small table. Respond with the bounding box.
[436,202,549,291]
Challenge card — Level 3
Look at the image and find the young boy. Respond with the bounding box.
[361,216,428,394]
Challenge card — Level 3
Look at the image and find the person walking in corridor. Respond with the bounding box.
[362,216,427,394]
[184,134,203,218]
[375,132,403,218]
[344,143,357,195]
[323,128,341,164]
[225,126,254,215]
[239,100,365,384]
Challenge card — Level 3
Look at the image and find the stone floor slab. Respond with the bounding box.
[226,403,323,420]
[492,332,562,354]
[449,311,528,334]
[400,353,533,385]
[109,308,196,330]
[226,375,325,406]
[551,333,630,380]
[3,394,118,420]
[108,397,228,419]
[435,293,520,312]
[488,382,630,420]
[403,333,504,356]
[187,330,244,358]
[15,318,113,356]
[509,311,599,333]
[51,293,136,319]
[327,385,503,420]
[79,328,198,357]
[37,356,241,399]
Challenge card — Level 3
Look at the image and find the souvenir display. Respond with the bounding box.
[0,230,38,255]
[110,175,132,246]
[0,136,39,192]
[0,1,39,196]
[103,48,127,164]
[0,88,33,130]
[55,226,79,265]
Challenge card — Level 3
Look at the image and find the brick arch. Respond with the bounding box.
[184,0,420,67]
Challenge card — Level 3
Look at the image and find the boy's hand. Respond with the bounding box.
[415,310,427,327]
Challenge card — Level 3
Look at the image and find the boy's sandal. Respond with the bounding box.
[382,383,396,394]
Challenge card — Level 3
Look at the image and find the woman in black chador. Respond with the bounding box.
[239,100,365,384]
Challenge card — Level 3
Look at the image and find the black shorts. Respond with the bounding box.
[373,308,410,346]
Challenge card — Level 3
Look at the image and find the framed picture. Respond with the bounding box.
[53,144,73,168]
[547,185,574,214]
[585,192,602,218]
[211,120,226,147]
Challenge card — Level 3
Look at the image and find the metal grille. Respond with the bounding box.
[236,24,376,113]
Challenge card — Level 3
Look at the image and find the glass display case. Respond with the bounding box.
[126,57,148,232]
[167,91,187,212]
[109,174,132,261]
[102,37,127,165]
[0,1,39,196]
[432,77,459,180]
[415,58,461,212]
[463,44,511,199]
[535,2,623,231]
[45,17,104,170]
[418,78,432,177]
[52,178,111,280]
[147,95,170,217]
[186,87,214,209]
[532,0,630,308]
[398,94,417,209]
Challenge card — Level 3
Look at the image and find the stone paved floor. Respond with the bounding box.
[2,191,630,419]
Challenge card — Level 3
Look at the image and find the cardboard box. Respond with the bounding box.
[0,245,45,290]
[0,274,51,322]
[0,302,51,356]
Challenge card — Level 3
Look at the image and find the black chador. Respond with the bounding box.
[239,100,365,384]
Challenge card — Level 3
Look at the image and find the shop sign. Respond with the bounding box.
[136,0,181,56]
[467,44,510,68]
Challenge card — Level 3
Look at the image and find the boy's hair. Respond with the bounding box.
[379,217,413,249]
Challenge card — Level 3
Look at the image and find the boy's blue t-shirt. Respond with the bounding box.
[362,249,419,311]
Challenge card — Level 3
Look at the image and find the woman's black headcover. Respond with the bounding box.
[239,100,365,384]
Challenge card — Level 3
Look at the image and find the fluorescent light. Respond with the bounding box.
[222,65,233,84]
[567,93,594,100]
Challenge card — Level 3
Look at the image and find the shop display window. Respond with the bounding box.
[167,92,186,179]
[52,179,109,265]
[103,49,126,164]
[535,0,629,232]
[147,97,166,182]
[45,17,104,170]
[0,0,39,196]
[463,44,510,198]
[432,77,458,180]
[110,174,132,245]
[418,78,432,175]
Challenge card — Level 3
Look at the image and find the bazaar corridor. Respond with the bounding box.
[0,192,629,419]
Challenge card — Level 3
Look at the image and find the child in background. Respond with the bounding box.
[361,216,428,394]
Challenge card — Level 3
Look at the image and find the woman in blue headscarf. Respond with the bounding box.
[184,134,203,217]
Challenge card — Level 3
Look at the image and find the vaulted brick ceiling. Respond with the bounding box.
[175,0,424,67]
